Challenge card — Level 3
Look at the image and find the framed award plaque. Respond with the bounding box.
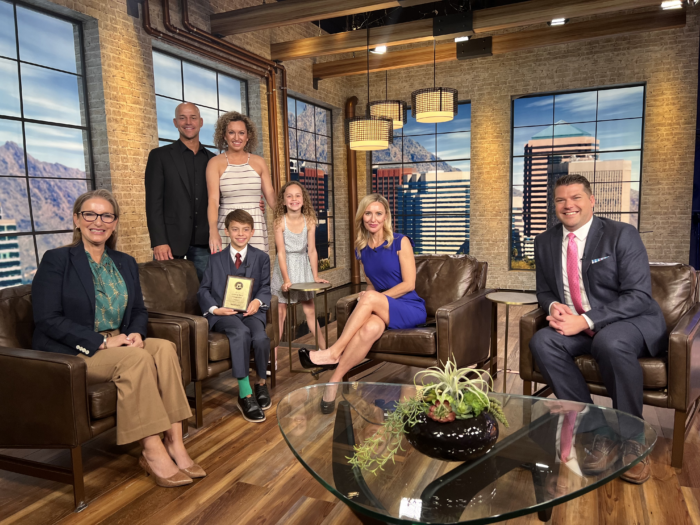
[223,276,255,312]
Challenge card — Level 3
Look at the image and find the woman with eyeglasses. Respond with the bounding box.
[32,189,205,487]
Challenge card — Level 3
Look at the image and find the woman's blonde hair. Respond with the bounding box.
[273,180,317,227]
[354,193,393,258]
[213,111,258,152]
[71,189,120,250]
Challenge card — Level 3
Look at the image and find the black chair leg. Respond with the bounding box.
[71,446,87,513]
[194,381,203,428]
[269,354,276,389]
[182,418,189,439]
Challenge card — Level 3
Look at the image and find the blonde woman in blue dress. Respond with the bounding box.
[271,181,329,369]
[207,112,276,254]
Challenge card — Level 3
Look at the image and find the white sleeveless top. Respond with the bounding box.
[217,152,268,253]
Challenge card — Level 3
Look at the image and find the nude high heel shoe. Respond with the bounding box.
[179,463,207,479]
[139,455,193,487]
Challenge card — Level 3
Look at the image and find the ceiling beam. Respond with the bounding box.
[210,0,438,36]
[312,9,686,79]
[272,0,663,61]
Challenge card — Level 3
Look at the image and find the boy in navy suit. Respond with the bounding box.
[198,209,271,423]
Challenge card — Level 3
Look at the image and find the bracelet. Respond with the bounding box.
[102,335,108,349]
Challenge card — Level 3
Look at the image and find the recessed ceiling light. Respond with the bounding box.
[661,0,683,8]
[370,45,387,54]
[455,36,470,43]
[548,18,569,26]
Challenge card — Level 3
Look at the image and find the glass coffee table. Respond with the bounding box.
[277,382,656,524]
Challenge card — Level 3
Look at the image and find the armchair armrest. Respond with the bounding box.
[336,294,360,337]
[266,295,280,348]
[435,288,496,368]
[519,307,548,381]
[147,317,191,387]
[147,310,210,382]
[668,303,700,411]
[0,348,91,448]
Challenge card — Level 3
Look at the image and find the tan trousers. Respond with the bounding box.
[79,335,192,445]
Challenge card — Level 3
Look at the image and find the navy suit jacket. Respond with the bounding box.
[197,245,271,328]
[32,245,149,357]
[534,215,667,356]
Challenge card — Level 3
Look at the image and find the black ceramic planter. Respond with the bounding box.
[405,412,499,461]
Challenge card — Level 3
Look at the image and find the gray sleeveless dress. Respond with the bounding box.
[271,216,315,304]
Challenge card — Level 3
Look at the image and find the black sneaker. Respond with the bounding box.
[237,395,266,423]
[254,383,272,411]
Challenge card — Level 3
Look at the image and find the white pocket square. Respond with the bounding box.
[591,256,610,264]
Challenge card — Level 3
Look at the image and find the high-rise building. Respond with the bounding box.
[522,121,598,237]
[373,167,415,220]
[290,161,329,259]
[0,205,23,290]
[544,156,633,227]
[396,171,470,254]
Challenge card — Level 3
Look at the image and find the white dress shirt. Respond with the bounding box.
[209,245,262,314]
[549,217,594,330]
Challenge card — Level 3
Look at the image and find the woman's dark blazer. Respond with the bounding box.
[32,244,148,357]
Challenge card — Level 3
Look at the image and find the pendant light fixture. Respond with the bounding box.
[345,27,393,151]
[369,70,407,130]
[411,40,458,123]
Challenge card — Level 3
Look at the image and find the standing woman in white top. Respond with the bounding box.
[207,112,276,254]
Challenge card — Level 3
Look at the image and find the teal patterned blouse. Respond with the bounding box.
[86,251,128,331]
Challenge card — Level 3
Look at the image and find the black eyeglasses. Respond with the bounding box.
[77,211,117,223]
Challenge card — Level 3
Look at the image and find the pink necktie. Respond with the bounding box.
[567,232,594,337]
[560,411,576,462]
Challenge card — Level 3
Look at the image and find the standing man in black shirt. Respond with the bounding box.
[145,102,216,280]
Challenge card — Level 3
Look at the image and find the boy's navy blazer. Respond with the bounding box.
[197,245,271,328]
[32,245,148,357]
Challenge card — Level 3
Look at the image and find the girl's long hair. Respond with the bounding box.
[273,180,317,227]
[354,193,393,259]
[71,189,120,250]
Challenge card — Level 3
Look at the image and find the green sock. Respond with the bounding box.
[237,376,252,399]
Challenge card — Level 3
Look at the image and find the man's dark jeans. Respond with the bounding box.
[175,245,210,282]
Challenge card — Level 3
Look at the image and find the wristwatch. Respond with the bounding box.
[102,335,108,348]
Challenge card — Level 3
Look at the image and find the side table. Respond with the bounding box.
[485,292,538,393]
[286,282,332,376]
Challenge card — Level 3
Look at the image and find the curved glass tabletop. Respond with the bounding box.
[277,383,656,524]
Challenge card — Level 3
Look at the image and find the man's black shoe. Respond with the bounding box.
[237,395,266,423]
[254,383,272,411]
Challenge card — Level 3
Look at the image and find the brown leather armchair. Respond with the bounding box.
[519,263,700,469]
[138,259,280,428]
[0,284,191,512]
[336,255,494,374]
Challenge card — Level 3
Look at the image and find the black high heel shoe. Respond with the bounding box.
[298,348,338,370]
[320,398,336,414]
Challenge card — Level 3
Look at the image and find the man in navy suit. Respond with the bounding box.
[530,174,666,484]
[198,209,271,424]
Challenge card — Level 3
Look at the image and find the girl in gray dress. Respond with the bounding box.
[271,181,329,368]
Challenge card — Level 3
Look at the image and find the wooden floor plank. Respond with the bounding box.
[0,308,695,525]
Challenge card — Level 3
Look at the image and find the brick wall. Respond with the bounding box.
[347,8,700,289]
[23,1,700,292]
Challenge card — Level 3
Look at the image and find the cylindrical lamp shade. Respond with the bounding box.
[369,100,407,129]
[344,116,393,151]
[411,87,458,123]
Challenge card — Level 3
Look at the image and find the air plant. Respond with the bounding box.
[348,358,508,474]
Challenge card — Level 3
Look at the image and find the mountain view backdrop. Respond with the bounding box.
[0,140,87,283]
[291,107,460,173]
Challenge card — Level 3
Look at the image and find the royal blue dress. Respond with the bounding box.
[357,233,427,330]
